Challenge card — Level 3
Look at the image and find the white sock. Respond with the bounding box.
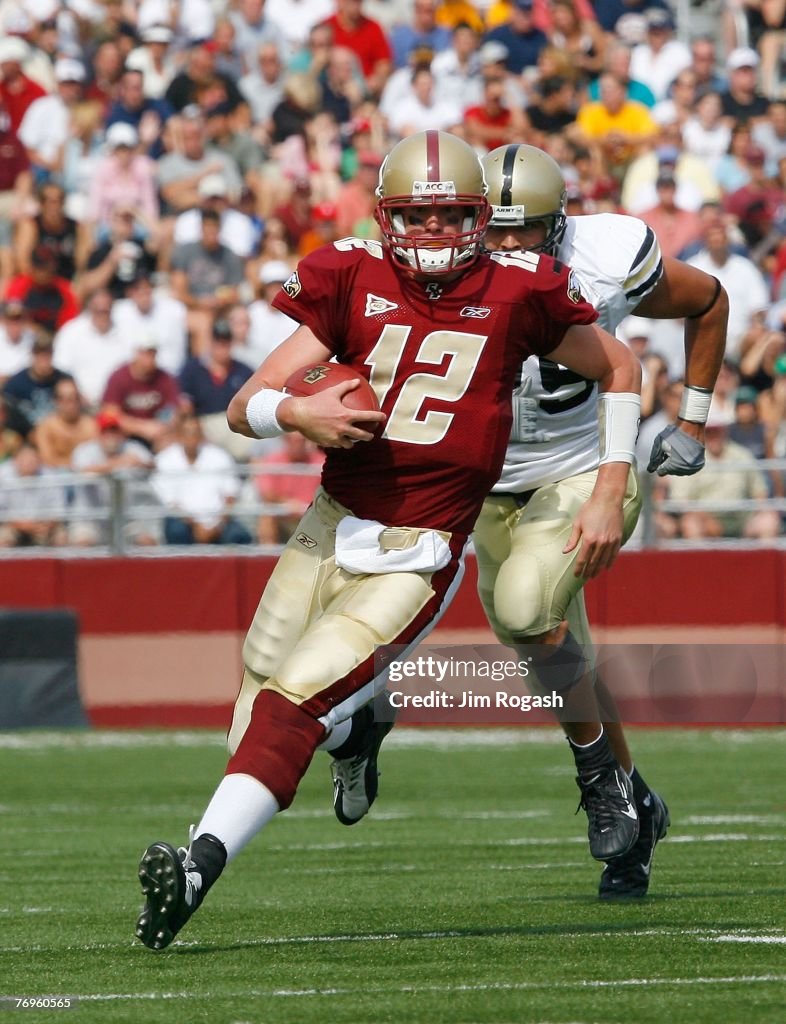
[316,717,352,753]
[196,773,279,863]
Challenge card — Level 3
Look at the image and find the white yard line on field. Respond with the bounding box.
[45,974,786,1003]
[2,926,784,955]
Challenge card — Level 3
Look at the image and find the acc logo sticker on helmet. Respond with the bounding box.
[567,269,584,304]
[412,180,457,197]
[282,271,301,298]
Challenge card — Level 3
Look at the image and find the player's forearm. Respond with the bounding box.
[682,282,728,392]
[591,460,630,501]
[595,346,642,399]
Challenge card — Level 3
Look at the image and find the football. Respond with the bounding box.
[283,362,383,435]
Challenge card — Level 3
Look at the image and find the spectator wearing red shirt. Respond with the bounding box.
[0,107,32,281]
[321,0,392,97]
[4,245,79,337]
[271,179,313,250]
[0,38,46,133]
[464,67,523,152]
[723,144,786,250]
[101,335,183,450]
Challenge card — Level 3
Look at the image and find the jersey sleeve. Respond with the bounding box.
[620,221,663,306]
[525,255,600,357]
[271,244,356,355]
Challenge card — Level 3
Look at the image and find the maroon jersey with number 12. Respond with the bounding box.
[273,239,598,537]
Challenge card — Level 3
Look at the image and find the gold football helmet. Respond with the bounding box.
[482,144,567,253]
[375,130,490,276]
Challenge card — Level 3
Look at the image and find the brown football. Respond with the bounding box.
[284,362,383,435]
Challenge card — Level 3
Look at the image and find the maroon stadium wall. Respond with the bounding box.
[0,550,783,726]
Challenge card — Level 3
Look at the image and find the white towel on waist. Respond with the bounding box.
[334,516,451,575]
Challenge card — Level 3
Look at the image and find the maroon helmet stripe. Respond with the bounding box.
[425,129,440,180]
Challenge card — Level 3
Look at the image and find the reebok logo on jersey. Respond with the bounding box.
[364,294,399,317]
[282,271,301,298]
[296,532,317,549]
[460,306,491,319]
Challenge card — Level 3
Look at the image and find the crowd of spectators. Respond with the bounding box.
[0,0,784,547]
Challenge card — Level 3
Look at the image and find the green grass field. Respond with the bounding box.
[2,727,785,1024]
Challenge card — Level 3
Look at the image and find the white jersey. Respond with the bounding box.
[494,213,662,493]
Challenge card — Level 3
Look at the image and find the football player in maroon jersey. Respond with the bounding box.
[135,131,643,950]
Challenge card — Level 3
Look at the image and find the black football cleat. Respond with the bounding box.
[576,765,639,862]
[331,696,395,826]
[135,831,226,950]
[599,790,670,900]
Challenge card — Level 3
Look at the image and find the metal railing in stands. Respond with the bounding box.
[0,460,784,555]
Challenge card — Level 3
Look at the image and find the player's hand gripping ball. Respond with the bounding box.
[284,363,383,437]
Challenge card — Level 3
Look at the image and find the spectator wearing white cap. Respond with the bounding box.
[125,25,177,100]
[113,273,188,377]
[0,36,45,133]
[88,123,159,235]
[172,174,257,258]
[629,7,691,102]
[17,57,85,179]
[721,47,769,125]
[1,9,56,93]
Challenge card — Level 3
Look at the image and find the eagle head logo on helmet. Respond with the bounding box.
[374,130,490,278]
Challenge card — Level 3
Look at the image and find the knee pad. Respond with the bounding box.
[517,629,588,695]
[495,551,556,637]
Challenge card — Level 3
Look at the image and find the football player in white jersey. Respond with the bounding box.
[473,143,728,899]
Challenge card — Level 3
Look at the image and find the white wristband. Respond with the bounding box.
[678,384,713,425]
[245,388,288,438]
[597,392,640,465]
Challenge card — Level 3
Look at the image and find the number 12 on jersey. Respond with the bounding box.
[364,324,488,445]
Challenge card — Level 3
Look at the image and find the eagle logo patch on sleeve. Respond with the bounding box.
[567,269,584,304]
[282,271,301,298]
